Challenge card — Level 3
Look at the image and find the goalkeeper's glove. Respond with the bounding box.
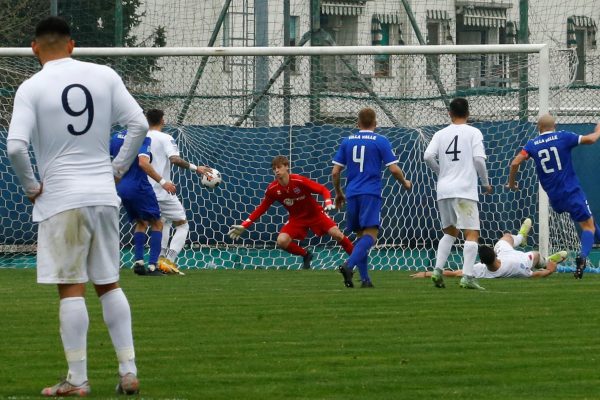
[323,198,335,212]
[228,225,247,240]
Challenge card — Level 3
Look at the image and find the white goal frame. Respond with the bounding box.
[0,44,551,258]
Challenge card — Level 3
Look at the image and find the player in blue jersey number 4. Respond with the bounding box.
[508,114,600,279]
[332,108,412,288]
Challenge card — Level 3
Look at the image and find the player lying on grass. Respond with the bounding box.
[411,218,567,280]
[228,155,354,269]
[110,130,177,276]
[508,115,600,279]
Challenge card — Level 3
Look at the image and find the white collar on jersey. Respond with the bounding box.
[540,130,556,135]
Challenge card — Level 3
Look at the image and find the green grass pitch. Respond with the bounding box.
[1,268,599,399]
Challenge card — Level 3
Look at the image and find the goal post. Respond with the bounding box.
[0,44,566,271]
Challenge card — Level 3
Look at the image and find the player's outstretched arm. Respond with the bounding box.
[139,155,176,194]
[580,123,600,145]
[169,155,213,177]
[411,269,463,278]
[229,195,275,240]
[507,152,528,190]
[389,164,412,191]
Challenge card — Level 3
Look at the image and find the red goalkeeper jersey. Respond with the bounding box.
[242,174,332,227]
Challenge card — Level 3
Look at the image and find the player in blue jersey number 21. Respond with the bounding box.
[508,114,600,279]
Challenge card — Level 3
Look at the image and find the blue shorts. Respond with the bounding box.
[550,188,592,222]
[346,194,381,232]
[117,184,161,223]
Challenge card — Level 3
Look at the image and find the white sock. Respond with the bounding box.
[59,297,88,386]
[167,222,189,262]
[462,241,479,277]
[100,288,137,376]
[511,234,523,247]
[160,221,171,257]
[435,234,456,271]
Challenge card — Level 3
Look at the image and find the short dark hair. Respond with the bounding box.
[271,155,289,170]
[146,109,164,126]
[35,17,71,38]
[358,107,376,129]
[478,245,496,267]
[449,98,469,118]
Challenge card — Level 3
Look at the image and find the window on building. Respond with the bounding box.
[426,10,452,81]
[455,5,508,89]
[289,16,299,72]
[567,16,597,83]
[372,13,401,77]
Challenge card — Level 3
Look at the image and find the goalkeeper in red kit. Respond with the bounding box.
[228,155,354,269]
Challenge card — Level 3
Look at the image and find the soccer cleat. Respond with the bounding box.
[518,218,532,246]
[302,251,313,270]
[116,372,139,395]
[459,276,485,290]
[41,380,91,397]
[431,268,445,288]
[159,258,186,276]
[574,256,586,279]
[132,261,146,276]
[146,264,165,276]
[338,263,354,288]
[548,250,568,264]
[360,280,374,288]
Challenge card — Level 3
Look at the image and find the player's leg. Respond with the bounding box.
[88,206,139,394]
[160,218,171,258]
[499,233,515,248]
[158,198,189,265]
[148,218,164,272]
[455,199,484,290]
[37,210,93,396]
[166,219,189,262]
[345,195,380,286]
[431,199,459,288]
[326,225,354,255]
[133,220,148,272]
[276,227,313,269]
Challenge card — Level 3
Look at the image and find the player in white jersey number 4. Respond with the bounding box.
[424,98,493,290]
[411,218,568,279]
[7,17,144,396]
[145,109,215,274]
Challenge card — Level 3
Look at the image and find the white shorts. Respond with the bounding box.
[158,197,187,222]
[37,206,120,285]
[437,198,480,230]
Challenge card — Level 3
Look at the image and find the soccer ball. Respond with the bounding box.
[201,168,222,188]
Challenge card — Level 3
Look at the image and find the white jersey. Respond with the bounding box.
[424,124,486,201]
[472,241,534,278]
[8,58,144,221]
[146,129,179,201]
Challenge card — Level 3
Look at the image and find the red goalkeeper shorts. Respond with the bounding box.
[280,212,337,240]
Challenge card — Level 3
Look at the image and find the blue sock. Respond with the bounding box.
[580,230,594,258]
[347,235,375,282]
[134,232,146,262]
[149,230,162,265]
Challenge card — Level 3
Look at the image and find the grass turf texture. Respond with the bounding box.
[1,269,599,399]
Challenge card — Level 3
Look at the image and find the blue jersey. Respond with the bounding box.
[522,130,582,201]
[109,131,153,196]
[332,130,398,198]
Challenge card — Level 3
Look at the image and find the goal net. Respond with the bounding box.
[2,44,587,271]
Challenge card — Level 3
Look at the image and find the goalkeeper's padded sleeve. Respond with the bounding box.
[473,156,490,187]
[7,138,41,197]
